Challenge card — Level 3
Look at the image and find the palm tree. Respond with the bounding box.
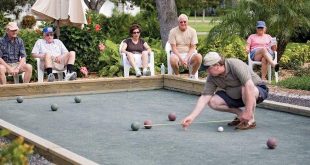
[207,0,310,61]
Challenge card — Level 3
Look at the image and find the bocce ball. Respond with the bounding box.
[267,137,277,149]
[168,113,176,121]
[51,104,59,111]
[144,120,152,129]
[217,126,224,132]
[74,96,82,103]
[131,122,140,131]
[16,96,23,103]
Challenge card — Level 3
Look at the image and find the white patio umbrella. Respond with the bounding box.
[31,0,87,37]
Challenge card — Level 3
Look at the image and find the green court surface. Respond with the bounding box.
[0,89,309,165]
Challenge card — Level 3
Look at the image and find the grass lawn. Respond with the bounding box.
[188,16,219,32]
[189,16,220,22]
[278,76,310,91]
[189,22,217,32]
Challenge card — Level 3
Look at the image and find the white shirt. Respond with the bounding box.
[32,39,68,57]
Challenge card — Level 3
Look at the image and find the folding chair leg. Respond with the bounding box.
[58,72,63,81]
[13,75,19,84]
[124,66,130,77]
[268,64,272,83]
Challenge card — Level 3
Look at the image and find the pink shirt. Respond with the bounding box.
[246,34,272,53]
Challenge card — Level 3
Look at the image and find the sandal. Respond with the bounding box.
[235,121,256,130]
[227,117,241,126]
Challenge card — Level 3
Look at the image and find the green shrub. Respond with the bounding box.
[21,15,36,29]
[98,40,122,77]
[203,34,247,61]
[294,66,310,77]
[278,76,310,91]
[18,29,41,81]
[0,130,34,165]
[0,12,10,36]
[280,42,310,69]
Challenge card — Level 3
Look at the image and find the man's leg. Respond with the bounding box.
[170,55,180,75]
[20,63,32,83]
[0,64,7,84]
[64,51,76,73]
[61,51,77,81]
[189,53,202,75]
[241,84,260,124]
[208,94,243,116]
[44,53,55,82]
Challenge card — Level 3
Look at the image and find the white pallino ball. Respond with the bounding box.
[217,126,224,132]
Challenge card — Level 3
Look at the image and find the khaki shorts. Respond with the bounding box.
[171,51,198,64]
[40,53,70,71]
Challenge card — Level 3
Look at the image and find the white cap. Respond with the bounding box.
[203,52,221,66]
[6,22,19,31]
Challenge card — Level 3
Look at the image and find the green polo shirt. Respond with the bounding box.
[202,58,263,99]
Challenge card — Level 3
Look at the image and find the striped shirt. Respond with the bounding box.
[0,34,26,63]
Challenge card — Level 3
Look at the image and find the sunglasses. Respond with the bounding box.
[179,21,187,24]
[132,31,140,34]
[45,33,54,37]
[256,27,264,29]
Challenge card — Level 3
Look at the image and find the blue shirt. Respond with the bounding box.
[0,34,27,63]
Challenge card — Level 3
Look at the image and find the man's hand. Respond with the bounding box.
[239,109,253,123]
[182,115,194,129]
[8,66,18,76]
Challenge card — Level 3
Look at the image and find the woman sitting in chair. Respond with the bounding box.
[121,24,151,77]
[246,21,279,81]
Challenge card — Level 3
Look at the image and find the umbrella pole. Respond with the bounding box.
[54,20,60,39]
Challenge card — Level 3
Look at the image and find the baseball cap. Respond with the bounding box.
[203,52,221,66]
[6,22,19,31]
[42,27,54,34]
[256,21,266,28]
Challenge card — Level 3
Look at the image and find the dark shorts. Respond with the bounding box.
[215,84,269,108]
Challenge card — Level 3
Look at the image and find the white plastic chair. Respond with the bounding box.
[119,40,155,77]
[165,42,198,79]
[7,73,25,84]
[36,58,66,83]
[248,51,278,83]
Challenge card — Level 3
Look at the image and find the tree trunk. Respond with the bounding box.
[277,39,289,63]
[155,0,178,48]
[84,0,106,12]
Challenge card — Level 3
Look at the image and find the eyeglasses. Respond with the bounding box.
[45,33,54,37]
[179,21,187,24]
[132,31,140,34]
[256,27,264,30]
[205,63,218,70]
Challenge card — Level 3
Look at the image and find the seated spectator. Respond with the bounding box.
[0,22,32,84]
[121,24,152,77]
[168,14,202,79]
[32,27,76,82]
[246,21,279,81]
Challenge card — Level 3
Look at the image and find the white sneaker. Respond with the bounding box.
[65,72,77,81]
[47,73,55,82]
[189,74,198,80]
[143,69,151,76]
[135,69,142,77]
